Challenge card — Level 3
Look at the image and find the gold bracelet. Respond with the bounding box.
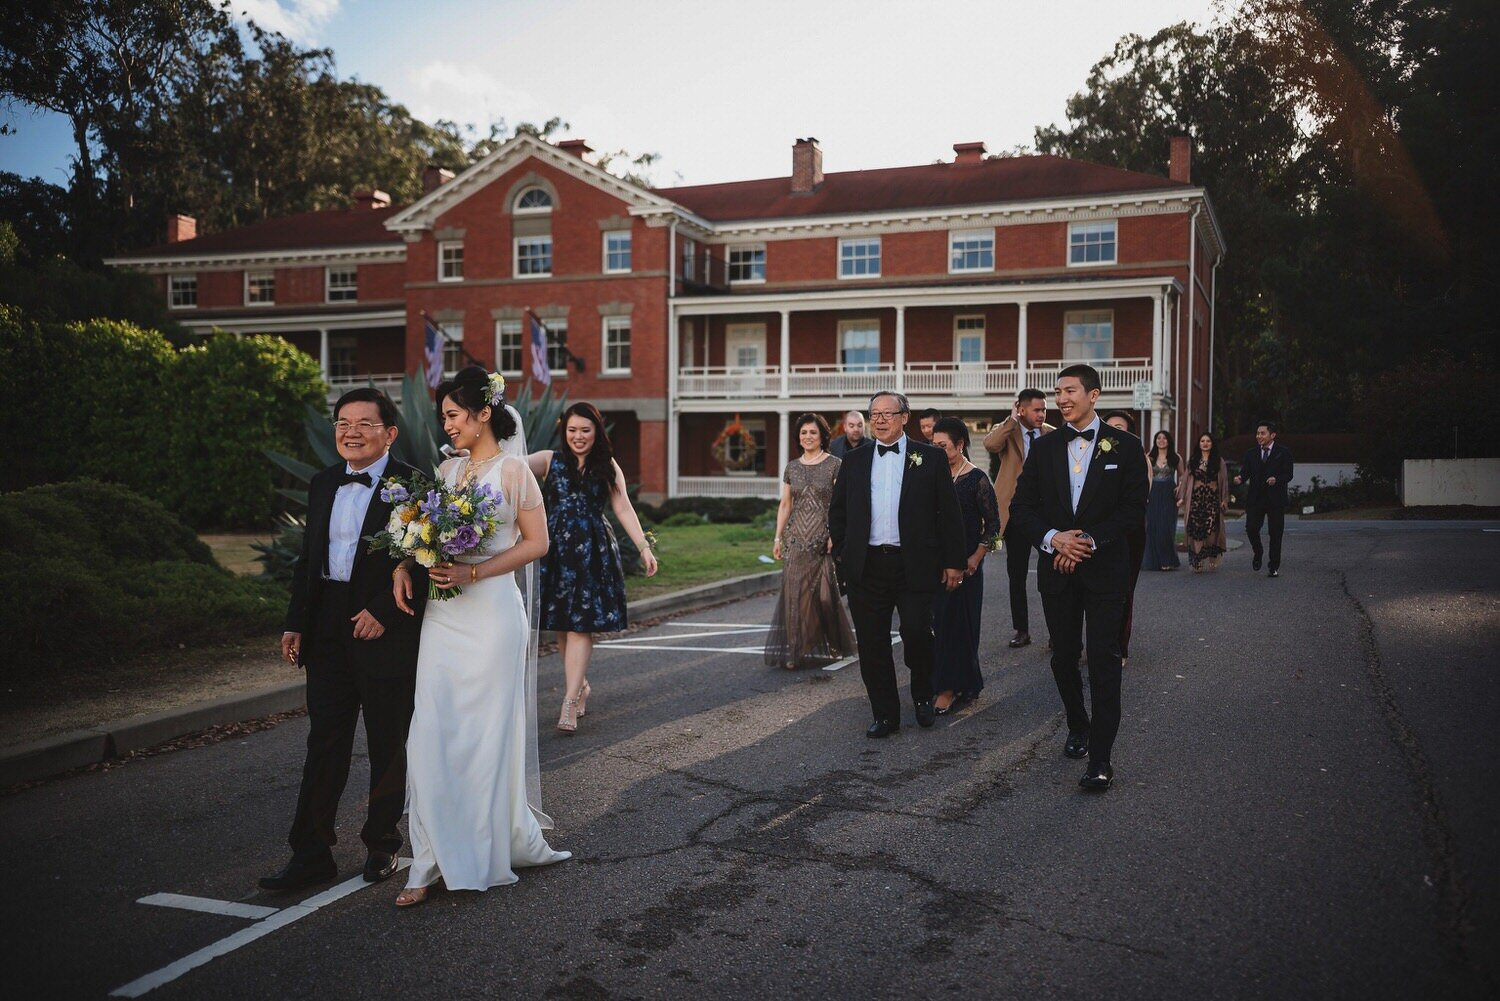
[470,564,477,584]
[392,564,408,582]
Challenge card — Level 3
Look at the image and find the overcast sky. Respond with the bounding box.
[1,0,1224,190]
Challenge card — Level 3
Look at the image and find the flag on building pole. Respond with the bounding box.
[423,315,444,389]
[528,313,552,386]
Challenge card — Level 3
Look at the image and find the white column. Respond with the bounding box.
[778,410,790,473]
[1015,301,1029,389]
[894,305,906,393]
[779,307,791,399]
[1151,292,1165,394]
[318,328,330,380]
[667,302,679,498]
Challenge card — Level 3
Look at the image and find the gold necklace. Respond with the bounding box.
[460,450,503,487]
[1070,438,1088,475]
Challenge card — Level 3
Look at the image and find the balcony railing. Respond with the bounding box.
[675,358,1152,400]
[678,251,730,294]
[326,371,405,404]
[676,475,782,499]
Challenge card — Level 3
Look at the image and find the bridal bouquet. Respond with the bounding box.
[368,472,505,601]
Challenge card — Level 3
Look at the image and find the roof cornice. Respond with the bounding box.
[105,243,405,272]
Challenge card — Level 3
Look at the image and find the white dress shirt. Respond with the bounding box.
[1042,415,1101,553]
[1021,424,1039,461]
[327,451,391,581]
[868,436,907,546]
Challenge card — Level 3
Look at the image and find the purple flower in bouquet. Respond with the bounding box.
[380,480,410,504]
[448,523,481,554]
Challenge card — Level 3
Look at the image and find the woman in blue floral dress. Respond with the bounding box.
[529,402,657,733]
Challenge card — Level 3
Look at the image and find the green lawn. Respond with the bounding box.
[201,533,271,576]
[626,521,777,601]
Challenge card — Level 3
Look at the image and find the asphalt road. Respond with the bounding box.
[6,520,1498,1000]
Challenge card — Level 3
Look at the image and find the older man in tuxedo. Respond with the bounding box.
[983,387,1055,648]
[1234,420,1294,577]
[829,391,965,737]
[261,388,427,891]
[1009,365,1148,790]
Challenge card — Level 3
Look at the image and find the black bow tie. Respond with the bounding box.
[338,470,373,488]
[1063,427,1096,442]
[877,442,901,456]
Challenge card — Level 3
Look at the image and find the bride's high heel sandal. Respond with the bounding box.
[557,696,580,733]
[395,886,428,908]
[577,681,591,718]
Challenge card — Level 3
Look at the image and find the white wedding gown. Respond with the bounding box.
[405,453,571,891]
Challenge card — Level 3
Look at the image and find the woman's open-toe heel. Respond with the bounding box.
[577,681,591,717]
[557,697,579,733]
[395,886,428,908]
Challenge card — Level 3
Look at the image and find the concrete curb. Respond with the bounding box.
[1,571,782,789]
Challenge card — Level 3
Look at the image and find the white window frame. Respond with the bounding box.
[724,323,766,369]
[515,235,553,278]
[513,187,554,215]
[543,318,570,379]
[437,321,463,378]
[602,231,632,274]
[327,335,357,379]
[325,266,358,303]
[953,315,985,364]
[1067,220,1118,267]
[838,237,881,279]
[1063,309,1115,360]
[168,274,197,309]
[837,318,881,372]
[494,319,523,377]
[437,240,464,282]
[602,315,632,375]
[244,269,275,306]
[727,244,766,284]
[948,228,995,273]
[682,239,696,281]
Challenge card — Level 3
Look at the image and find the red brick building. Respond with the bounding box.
[111,133,1225,503]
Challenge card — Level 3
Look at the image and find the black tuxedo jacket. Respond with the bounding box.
[828,436,966,592]
[1008,423,1149,596]
[285,456,426,675]
[1238,443,1294,508]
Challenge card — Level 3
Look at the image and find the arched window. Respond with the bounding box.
[514,187,553,214]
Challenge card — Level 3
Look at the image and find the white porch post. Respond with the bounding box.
[667,302,680,498]
[318,328,330,380]
[779,307,791,399]
[1151,291,1165,395]
[778,410,790,472]
[894,305,906,394]
[1015,301,1029,390]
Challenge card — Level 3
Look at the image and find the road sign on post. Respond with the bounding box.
[1132,380,1152,410]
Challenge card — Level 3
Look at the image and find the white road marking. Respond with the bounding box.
[593,643,767,655]
[822,635,901,671]
[136,894,278,920]
[111,860,411,997]
[603,627,768,644]
[659,621,769,629]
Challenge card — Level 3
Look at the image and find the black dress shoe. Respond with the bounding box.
[1268,568,1279,578]
[914,701,936,728]
[866,718,899,738]
[259,858,338,892]
[1252,555,1262,572]
[1063,732,1090,759]
[1079,762,1114,791]
[1008,631,1032,648]
[363,851,399,883]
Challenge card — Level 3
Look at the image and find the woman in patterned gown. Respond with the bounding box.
[1178,431,1229,572]
[529,402,657,732]
[765,413,856,670]
[929,417,1000,713]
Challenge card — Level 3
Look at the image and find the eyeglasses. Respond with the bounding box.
[332,421,387,434]
[868,411,903,422]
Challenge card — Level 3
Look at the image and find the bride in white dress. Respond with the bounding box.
[390,367,569,906]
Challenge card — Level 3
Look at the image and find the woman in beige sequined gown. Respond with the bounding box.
[766,414,857,669]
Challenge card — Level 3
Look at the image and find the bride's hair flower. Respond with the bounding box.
[486,372,505,407]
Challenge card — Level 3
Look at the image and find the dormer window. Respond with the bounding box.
[514,188,553,214]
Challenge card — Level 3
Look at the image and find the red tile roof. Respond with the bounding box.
[119,205,405,258]
[655,154,1192,221]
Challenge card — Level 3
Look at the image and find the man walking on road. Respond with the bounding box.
[1234,420,1294,577]
[984,388,1055,648]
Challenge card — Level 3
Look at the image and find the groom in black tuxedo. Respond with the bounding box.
[1009,365,1148,790]
[829,391,965,737]
[261,388,427,892]
[1234,419,1294,577]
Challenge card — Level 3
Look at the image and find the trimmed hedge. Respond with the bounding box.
[640,496,778,525]
[0,480,286,681]
[0,306,325,529]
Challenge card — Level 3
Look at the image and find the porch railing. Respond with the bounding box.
[674,358,1152,400]
[1021,357,1152,393]
[675,475,782,499]
[326,371,405,404]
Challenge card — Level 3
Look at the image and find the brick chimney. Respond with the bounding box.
[557,139,593,158]
[953,141,987,165]
[1169,135,1192,183]
[423,166,454,193]
[792,137,823,194]
[352,189,391,210]
[166,213,196,243]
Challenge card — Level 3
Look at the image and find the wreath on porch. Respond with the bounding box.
[711,415,759,472]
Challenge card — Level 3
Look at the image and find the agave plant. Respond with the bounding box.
[254,367,569,581]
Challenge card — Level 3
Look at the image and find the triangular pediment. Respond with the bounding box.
[385,133,680,234]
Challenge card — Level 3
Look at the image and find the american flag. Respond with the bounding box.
[529,314,551,386]
[423,316,444,389]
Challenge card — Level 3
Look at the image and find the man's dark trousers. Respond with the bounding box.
[848,546,936,725]
[287,580,416,865]
[1040,573,1127,764]
[1005,528,1034,633]
[1245,502,1285,571]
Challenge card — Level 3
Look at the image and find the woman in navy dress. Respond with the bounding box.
[529,402,657,733]
[1143,430,1182,571]
[929,417,1000,714]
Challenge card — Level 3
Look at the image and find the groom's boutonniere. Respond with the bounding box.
[908,451,923,468]
[1098,437,1114,454]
